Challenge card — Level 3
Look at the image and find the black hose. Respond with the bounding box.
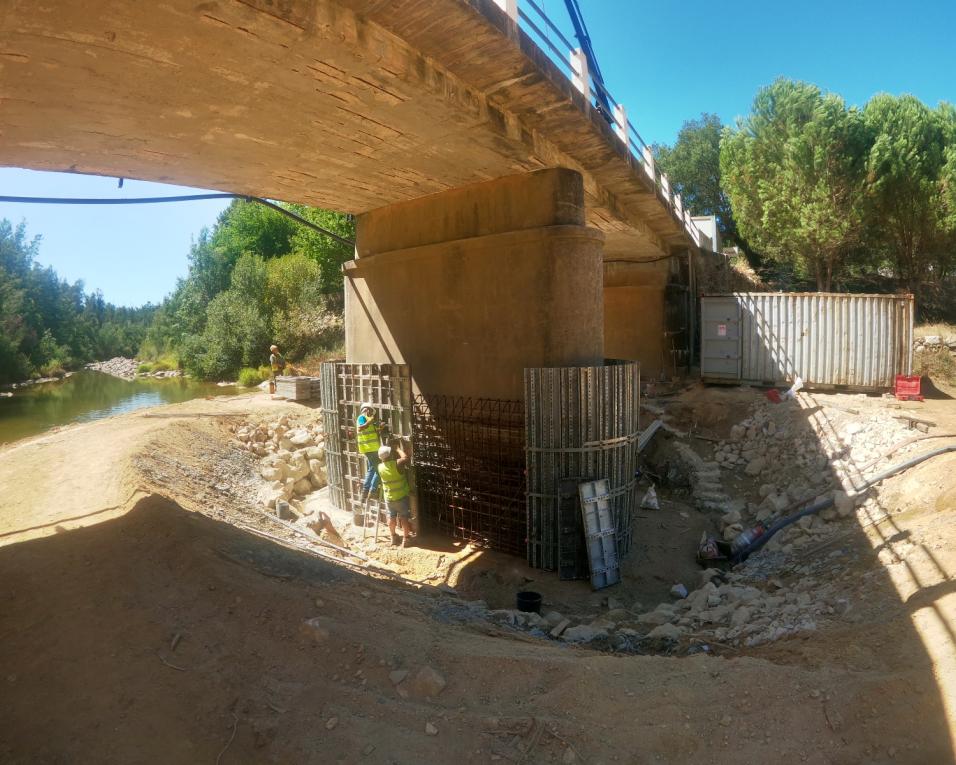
[0,193,355,248]
[732,443,956,563]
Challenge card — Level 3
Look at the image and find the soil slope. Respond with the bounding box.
[1,390,956,764]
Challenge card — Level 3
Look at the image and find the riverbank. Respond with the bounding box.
[1,371,74,392]
[3,391,956,762]
[0,370,238,444]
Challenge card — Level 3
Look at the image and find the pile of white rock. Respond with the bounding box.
[914,334,956,355]
[713,398,919,523]
[232,415,328,508]
[86,357,140,380]
[484,568,842,651]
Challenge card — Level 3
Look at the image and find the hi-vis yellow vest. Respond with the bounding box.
[356,415,380,454]
[377,459,409,502]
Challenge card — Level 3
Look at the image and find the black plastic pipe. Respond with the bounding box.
[733,443,956,563]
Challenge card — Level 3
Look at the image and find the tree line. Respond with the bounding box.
[0,220,155,384]
[654,79,956,314]
[0,200,354,385]
[141,199,353,380]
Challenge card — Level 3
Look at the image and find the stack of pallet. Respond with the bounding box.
[275,376,314,401]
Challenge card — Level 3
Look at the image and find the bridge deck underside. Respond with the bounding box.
[0,0,691,259]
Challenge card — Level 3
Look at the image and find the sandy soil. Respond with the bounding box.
[2,386,956,763]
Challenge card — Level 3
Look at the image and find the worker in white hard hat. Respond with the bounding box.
[355,403,383,501]
[376,442,412,546]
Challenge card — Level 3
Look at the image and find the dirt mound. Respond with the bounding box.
[0,491,950,764]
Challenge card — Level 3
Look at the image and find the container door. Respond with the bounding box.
[700,297,741,381]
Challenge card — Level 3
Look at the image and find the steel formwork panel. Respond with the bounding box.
[321,362,414,521]
[524,362,640,571]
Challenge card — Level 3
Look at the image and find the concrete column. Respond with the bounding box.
[603,261,669,380]
[345,168,605,399]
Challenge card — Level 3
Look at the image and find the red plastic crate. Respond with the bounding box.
[895,375,924,401]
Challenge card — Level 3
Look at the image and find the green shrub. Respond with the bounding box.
[238,367,266,387]
[137,362,154,373]
[38,360,67,378]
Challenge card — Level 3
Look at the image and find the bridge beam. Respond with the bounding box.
[344,168,604,399]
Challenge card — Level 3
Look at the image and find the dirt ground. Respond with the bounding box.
[2,382,956,764]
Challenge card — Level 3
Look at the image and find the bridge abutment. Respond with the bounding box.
[344,168,604,399]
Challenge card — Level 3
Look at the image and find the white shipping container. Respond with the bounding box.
[700,293,913,390]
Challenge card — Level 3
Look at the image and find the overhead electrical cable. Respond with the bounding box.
[0,192,356,248]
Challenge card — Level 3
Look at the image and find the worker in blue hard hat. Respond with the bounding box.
[355,403,382,501]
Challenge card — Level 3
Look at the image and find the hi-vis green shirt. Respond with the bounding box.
[377,458,409,501]
[355,414,381,454]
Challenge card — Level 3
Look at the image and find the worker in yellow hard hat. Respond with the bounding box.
[356,403,382,501]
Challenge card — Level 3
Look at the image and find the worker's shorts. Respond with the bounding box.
[387,495,411,520]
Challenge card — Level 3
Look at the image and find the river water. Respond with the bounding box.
[0,371,238,445]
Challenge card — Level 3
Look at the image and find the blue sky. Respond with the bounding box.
[1,0,953,307]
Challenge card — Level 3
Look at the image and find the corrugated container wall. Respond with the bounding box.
[701,293,913,390]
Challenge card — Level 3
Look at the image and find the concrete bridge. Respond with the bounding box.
[0,0,707,397]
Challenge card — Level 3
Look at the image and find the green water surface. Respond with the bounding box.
[0,371,238,444]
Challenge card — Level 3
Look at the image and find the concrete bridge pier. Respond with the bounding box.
[344,168,604,400]
[603,261,670,380]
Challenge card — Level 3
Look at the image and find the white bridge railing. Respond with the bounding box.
[493,0,704,248]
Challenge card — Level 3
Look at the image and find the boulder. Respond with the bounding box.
[730,606,752,628]
[723,523,744,542]
[260,464,284,482]
[304,446,327,463]
[389,669,409,685]
[549,619,571,638]
[288,429,314,448]
[299,617,331,642]
[561,625,609,643]
[543,611,566,628]
[745,457,766,476]
[406,666,447,698]
[647,623,684,641]
[293,478,313,496]
[286,455,311,481]
[636,609,674,627]
[833,490,855,518]
[721,510,742,527]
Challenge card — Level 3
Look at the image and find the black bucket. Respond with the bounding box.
[516,591,542,613]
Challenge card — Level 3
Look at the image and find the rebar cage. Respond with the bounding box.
[320,362,414,521]
[412,394,526,556]
[524,362,641,573]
